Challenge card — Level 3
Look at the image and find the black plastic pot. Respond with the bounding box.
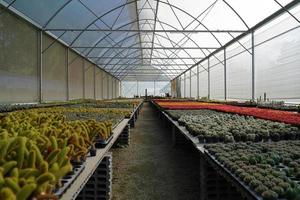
[90,147,96,157]
[95,134,113,148]
[197,135,205,143]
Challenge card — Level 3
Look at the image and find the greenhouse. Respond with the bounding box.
[0,0,300,199]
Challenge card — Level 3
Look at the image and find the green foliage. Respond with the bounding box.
[206,141,300,200]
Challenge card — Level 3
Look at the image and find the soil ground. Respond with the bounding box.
[111,102,200,200]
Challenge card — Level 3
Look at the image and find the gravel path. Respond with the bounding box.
[111,102,200,200]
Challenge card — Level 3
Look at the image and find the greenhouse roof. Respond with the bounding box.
[1,0,299,81]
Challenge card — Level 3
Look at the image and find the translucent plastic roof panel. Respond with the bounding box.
[1,0,298,81]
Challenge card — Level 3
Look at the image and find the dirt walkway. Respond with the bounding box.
[112,102,200,200]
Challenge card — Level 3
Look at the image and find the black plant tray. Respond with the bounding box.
[54,162,85,198]
[94,134,113,149]
[204,151,261,200]
[204,151,294,200]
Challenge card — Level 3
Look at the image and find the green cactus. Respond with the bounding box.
[36,172,56,185]
[0,138,15,161]
[31,145,43,165]
[16,183,36,200]
[4,177,20,194]
[40,161,48,173]
[57,147,70,167]
[9,168,18,179]
[46,149,60,165]
[27,150,36,169]
[19,168,39,179]
[0,187,16,200]
[16,137,27,168]
[0,172,4,188]
[2,161,17,175]
[52,163,72,183]
[49,136,58,150]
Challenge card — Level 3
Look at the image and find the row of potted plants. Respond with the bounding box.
[0,105,133,199]
[205,141,300,200]
[175,109,300,143]
[71,98,142,109]
[32,107,132,126]
[154,100,300,125]
[0,98,143,113]
[166,109,219,120]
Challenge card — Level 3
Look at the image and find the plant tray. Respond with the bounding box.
[54,162,85,198]
[204,151,263,200]
[95,134,113,149]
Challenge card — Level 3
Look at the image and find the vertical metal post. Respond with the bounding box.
[179,76,182,98]
[197,65,199,99]
[111,77,113,99]
[136,80,139,97]
[83,59,85,99]
[189,69,192,98]
[101,71,104,99]
[208,58,210,100]
[114,79,116,98]
[107,75,109,99]
[120,81,122,97]
[251,31,255,101]
[224,48,227,100]
[66,48,69,101]
[154,81,156,96]
[93,65,96,100]
[184,73,186,98]
[38,31,43,103]
[113,78,115,98]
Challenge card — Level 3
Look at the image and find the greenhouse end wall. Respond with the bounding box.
[0,9,120,103]
[122,81,170,98]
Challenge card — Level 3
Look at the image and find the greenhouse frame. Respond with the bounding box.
[1,0,300,200]
[1,0,299,101]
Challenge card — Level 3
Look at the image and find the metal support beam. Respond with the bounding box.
[72,46,218,50]
[93,65,96,100]
[101,64,194,66]
[177,76,180,98]
[197,65,199,99]
[208,58,210,100]
[189,69,192,98]
[150,0,159,63]
[251,31,255,101]
[45,28,247,33]
[108,67,186,70]
[101,72,104,99]
[137,81,139,96]
[224,48,227,100]
[120,81,122,97]
[274,0,300,23]
[107,75,109,99]
[173,0,300,80]
[154,81,156,96]
[135,0,144,67]
[66,48,69,101]
[82,59,85,99]
[38,31,43,103]
[88,57,204,59]
[117,72,179,76]
[184,73,186,98]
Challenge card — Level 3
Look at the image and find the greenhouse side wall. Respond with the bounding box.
[95,68,103,99]
[174,8,300,103]
[84,60,95,99]
[42,33,67,102]
[0,9,120,103]
[0,7,39,103]
[69,50,84,100]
